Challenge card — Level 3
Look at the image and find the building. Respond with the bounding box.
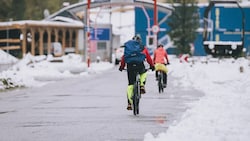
[135,0,250,57]
[0,19,83,58]
[0,0,174,61]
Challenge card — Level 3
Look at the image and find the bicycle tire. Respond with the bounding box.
[158,72,164,93]
[133,97,139,115]
[133,73,141,115]
[133,83,139,115]
[160,72,165,93]
[133,84,137,115]
[161,72,164,93]
[158,75,161,93]
[137,101,139,114]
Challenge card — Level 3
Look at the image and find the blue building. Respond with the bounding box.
[135,2,250,57]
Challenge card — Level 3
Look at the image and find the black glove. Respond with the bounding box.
[119,67,123,72]
[150,65,155,71]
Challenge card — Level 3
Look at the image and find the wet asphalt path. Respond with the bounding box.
[0,67,203,141]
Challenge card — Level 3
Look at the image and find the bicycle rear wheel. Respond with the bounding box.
[158,73,164,93]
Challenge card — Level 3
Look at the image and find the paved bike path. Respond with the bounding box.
[0,67,203,141]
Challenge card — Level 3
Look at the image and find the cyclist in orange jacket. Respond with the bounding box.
[153,44,170,88]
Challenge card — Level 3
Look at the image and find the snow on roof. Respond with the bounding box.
[46,16,83,24]
[0,19,83,28]
[46,0,173,21]
[198,1,250,7]
[204,41,242,45]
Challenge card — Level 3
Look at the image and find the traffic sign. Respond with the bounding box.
[152,25,160,33]
[90,28,110,41]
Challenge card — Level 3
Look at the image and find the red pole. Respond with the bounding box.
[87,0,91,67]
[153,0,158,25]
[153,0,158,46]
[87,0,90,9]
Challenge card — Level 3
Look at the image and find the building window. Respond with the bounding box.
[97,42,107,50]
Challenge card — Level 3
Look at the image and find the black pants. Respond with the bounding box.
[127,62,146,85]
[155,71,167,85]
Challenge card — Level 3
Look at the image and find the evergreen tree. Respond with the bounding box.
[167,0,199,56]
[0,0,12,21]
[24,0,55,20]
[0,0,80,21]
[12,0,26,20]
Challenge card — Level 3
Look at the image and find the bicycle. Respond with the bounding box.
[157,70,165,93]
[123,68,149,115]
[122,67,150,115]
[155,63,168,94]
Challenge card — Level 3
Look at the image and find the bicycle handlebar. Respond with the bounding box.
[122,68,151,71]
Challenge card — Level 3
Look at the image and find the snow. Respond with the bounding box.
[0,49,18,64]
[0,20,83,27]
[0,51,114,89]
[144,56,250,141]
[1,50,250,141]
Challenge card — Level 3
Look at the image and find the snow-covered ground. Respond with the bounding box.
[145,56,250,141]
[1,50,250,141]
[0,51,114,89]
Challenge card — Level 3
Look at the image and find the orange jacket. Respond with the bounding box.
[120,47,154,69]
[153,47,169,64]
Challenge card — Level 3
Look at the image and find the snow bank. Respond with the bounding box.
[144,57,250,141]
[0,53,114,90]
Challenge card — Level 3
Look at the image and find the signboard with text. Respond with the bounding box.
[90,28,110,41]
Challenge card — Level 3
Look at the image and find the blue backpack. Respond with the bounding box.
[124,40,146,63]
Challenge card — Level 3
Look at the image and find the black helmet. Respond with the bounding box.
[157,44,163,48]
[132,35,141,42]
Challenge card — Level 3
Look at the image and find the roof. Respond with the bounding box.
[45,0,174,21]
[0,20,83,30]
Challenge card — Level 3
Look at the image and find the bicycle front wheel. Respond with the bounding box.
[133,81,140,115]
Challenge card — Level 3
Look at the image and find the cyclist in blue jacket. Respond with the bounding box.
[119,35,155,110]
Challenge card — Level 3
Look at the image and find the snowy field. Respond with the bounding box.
[1,50,250,141]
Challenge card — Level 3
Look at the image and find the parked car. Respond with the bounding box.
[51,42,63,57]
[115,45,125,65]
